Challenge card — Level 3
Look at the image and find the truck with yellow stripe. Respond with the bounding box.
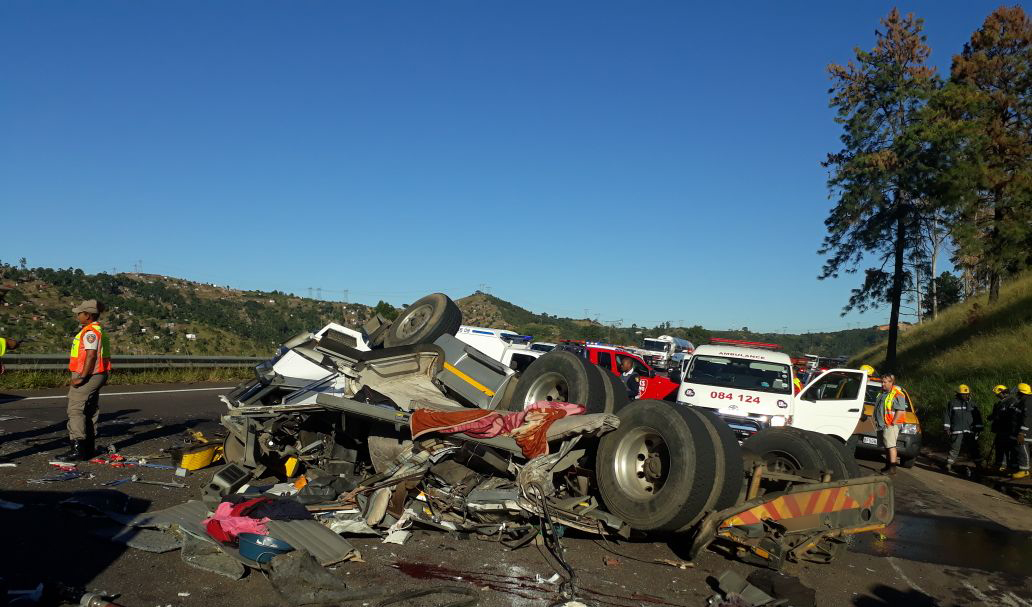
[214,293,892,570]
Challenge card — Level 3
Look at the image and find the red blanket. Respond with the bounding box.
[410,401,584,459]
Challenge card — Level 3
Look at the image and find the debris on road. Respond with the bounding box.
[129,474,186,488]
[28,468,84,483]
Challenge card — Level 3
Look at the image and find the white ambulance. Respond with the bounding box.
[676,339,869,441]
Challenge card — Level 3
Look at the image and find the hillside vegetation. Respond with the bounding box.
[851,272,1032,446]
[1,264,880,362]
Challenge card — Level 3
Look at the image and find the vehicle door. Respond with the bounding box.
[792,369,866,440]
[616,353,652,399]
[594,350,616,375]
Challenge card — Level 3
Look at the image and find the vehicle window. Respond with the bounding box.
[641,339,667,353]
[596,351,613,370]
[804,371,862,401]
[684,355,792,395]
[616,354,649,375]
[510,353,536,374]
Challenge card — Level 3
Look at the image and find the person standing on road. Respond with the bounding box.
[0,335,18,375]
[988,385,1017,472]
[619,357,640,400]
[56,299,112,463]
[873,374,907,475]
[944,384,983,473]
[1012,383,1032,480]
[0,336,20,462]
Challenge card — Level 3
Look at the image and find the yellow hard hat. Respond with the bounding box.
[860,364,876,375]
[1019,383,1031,395]
[993,385,1008,395]
[958,384,970,394]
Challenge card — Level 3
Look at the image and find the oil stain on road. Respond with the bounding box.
[851,511,1032,576]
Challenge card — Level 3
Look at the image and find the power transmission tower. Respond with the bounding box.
[307,287,313,299]
[342,289,349,304]
[316,288,322,300]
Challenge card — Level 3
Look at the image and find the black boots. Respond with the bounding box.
[880,462,897,475]
[54,439,93,463]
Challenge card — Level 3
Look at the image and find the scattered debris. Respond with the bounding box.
[28,468,84,483]
[655,558,694,570]
[130,475,186,488]
[603,557,621,567]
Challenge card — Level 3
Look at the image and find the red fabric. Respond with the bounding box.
[204,498,270,544]
[409,401,585,459]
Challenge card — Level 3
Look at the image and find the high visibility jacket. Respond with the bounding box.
[69,322,111,375]
[875,386,906,427]
[793,377,803,394]
[944,397,981,434]
[0,337,8,357]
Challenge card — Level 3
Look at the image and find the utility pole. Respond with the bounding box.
[342,289,348,304]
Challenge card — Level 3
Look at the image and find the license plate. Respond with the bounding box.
[862,436,878,445]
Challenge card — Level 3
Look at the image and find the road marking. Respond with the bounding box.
[888,557,928,595]
[0,386,232,403]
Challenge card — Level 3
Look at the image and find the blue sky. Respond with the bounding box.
[0,1,996,332]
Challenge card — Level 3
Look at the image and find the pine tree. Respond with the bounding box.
[947,7,1032,302]
[820,9,941,371]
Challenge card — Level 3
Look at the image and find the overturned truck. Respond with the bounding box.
[210,293,893,570]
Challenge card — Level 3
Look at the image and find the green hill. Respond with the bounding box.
[1,264,882,362]
[850,272,1032,446]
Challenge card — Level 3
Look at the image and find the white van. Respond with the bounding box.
[455,326,543,373]
[676,341,868,441]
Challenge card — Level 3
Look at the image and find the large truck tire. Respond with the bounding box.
[783,428,852,481]
[687,408,744,512]
[590,363,631,414]
[596,399,718,532]
[815,433,862,478]
[509,351,607,413]
[382,293,462,348]
[742,428,826,481]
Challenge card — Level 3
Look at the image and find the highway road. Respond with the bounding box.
[1,383,1030,607]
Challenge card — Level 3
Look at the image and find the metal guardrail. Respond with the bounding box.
[2,354,264,371]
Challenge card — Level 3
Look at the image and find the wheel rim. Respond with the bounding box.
[612,427,670,498]
[394,304,434,340]
[522,371,571,405]
[767,451,803,475]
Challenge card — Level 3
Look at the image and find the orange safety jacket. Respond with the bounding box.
[793,377,803,394]
[69,322,112,375]
[882,386,906,426]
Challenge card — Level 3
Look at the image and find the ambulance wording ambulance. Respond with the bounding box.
[676,339,869,441]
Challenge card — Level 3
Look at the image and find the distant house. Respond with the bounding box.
[186,333,197,341]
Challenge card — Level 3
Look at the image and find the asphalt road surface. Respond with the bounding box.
[1,383,1030,607]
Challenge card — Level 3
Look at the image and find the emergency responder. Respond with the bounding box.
[0,336,19,462]
[1012,383,1031,480]
[987,385,1016,472]
[619,357,640,400]
[944,384,983,473]
[56,300,112,462]
[873,374,907,474]
[0,335,18,374]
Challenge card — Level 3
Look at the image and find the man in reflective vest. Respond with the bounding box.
[872,374,907,475]
[56,299,112,462]
[0,336,19,462]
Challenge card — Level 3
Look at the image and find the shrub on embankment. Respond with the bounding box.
[850,272,1032,450]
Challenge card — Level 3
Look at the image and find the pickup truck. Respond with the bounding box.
[557,341,679,401]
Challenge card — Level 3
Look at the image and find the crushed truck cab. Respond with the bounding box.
[211,293,892,571]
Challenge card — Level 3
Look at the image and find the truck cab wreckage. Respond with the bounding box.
[207,293,894,576]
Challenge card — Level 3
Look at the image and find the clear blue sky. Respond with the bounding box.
[0,1,995,332]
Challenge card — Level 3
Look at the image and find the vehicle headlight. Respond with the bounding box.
[900,423,919,435]
[770,415,787,427]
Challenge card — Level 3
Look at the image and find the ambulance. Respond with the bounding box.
[676,339,869,441]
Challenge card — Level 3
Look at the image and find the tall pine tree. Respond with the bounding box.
[947,6,1032,302]
[820,9,940,371]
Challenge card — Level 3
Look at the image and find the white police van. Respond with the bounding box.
[676,339,869,441]
[455,326,543,373]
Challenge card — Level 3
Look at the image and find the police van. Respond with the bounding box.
[676,338,869,441]
[454,326,543,373]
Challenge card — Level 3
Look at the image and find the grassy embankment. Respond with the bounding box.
[850,272,1032,450]
[0,367,251,391]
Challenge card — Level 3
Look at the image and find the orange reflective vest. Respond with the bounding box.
[793,377,803,394]
[69,322,112,374]
[882,386,905,426]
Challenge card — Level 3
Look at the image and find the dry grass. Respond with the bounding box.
[850,272,1032,447]
[0,367,251,390]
